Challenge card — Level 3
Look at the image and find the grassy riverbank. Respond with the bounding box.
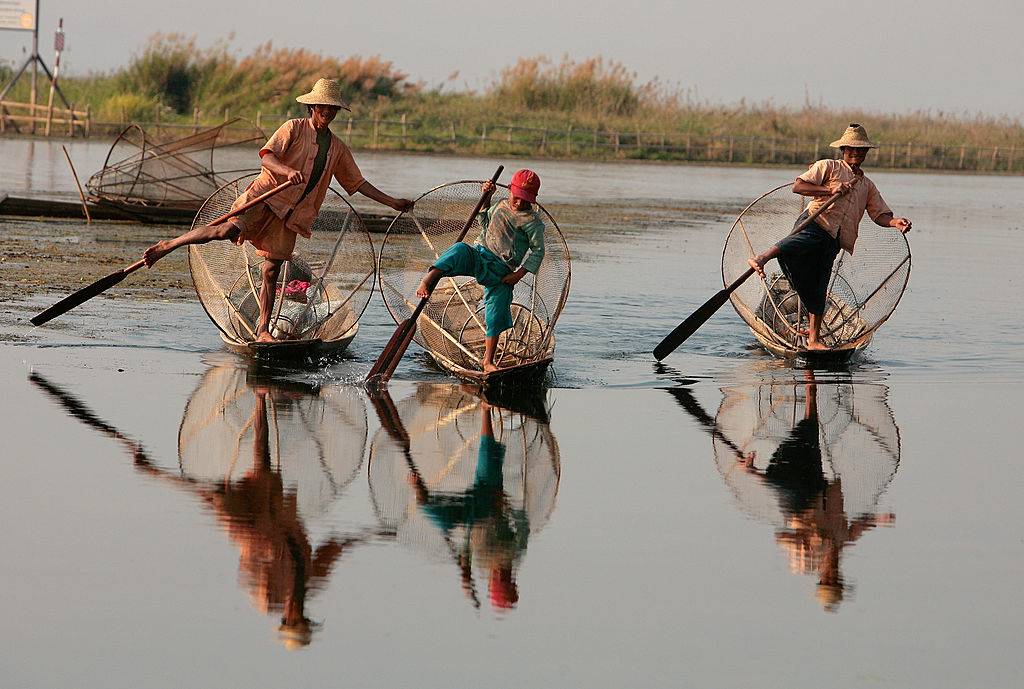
[2,36,1022,171]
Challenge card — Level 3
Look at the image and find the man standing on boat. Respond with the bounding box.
[747,124,912,350]
[143,78,414,342]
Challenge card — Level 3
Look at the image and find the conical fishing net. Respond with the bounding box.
[722,183,911,352]
[85,120,261,209]
[377,181,571,371]
[178,363,367,524]
[188,173,376,345]
[711,381,900,528]
[368,384,560,565]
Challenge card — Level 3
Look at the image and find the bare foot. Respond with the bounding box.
[143,240,173,267]
[482,361,499,373]
[805,340,829,351]
[415,277,431,299]
[747,257,765,278]
[255,331,277,343]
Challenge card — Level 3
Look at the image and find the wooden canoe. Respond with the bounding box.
[219,323,359,362]
[426,349,553,390]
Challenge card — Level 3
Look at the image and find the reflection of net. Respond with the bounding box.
[367,384,560,559]
[378,182,571,371]
[712,383,900,526]
[85,121,260,208]
[177,364,367,523]
[722,183,911,350]
[188,173,376,344]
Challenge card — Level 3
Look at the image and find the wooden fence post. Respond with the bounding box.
[991,146,1000,171]
[566,124,572,155]
[614,131,620,154]
[729,137,734,162]
[346,117,353,145]
[449,121,456,143]
[1008,146,1016,172]
[890,145,897,168]
[593,128,598,151]
[540,128,547,153]
[67,103,74,136]
[372,113,380,149]
[193,108,200,134]
[748,138,754,163]
[401,113,408,147]
[770,139,776,163]
[905,143,912,168]
[85,104,90,137]
[255,111,262,130]
[958,145,966,169]
[507,126,512,144]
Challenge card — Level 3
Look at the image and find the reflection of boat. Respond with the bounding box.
[721,183,911,362]
[188,174,377,361]
[668,374,900,611]
[377,181,571,388]
[367,384,560,611]
[30,364,377,647]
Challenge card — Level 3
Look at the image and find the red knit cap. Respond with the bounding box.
[509,169,540,203]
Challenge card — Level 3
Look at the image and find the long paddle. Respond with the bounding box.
[653,184,852,361]
[30,179,297,326]
[366,165,503,384]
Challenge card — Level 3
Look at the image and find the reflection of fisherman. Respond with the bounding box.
[408,399,530,610]
[136,385,366,647]
[748,124,912,349]
[737,372,894,611]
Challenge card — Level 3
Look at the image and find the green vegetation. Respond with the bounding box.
[2,36,1022,171]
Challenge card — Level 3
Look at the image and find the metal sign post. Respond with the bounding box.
[1,1,71,132]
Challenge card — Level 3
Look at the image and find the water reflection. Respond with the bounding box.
[368,385,560,612]
[668,371,900,611]
[31,365,375,647]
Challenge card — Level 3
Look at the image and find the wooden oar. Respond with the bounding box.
[30,179,296,326]
[653,185,851,361]
[366,165,503,384]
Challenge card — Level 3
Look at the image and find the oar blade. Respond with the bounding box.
[365,318,416,384]
[653,288,733,361]
[30,269,132,326]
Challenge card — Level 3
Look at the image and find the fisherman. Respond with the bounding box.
[143,78,414,342]
[415,169,545,372]
[747,124,912,350]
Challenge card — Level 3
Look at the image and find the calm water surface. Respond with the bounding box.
[2,140,1022,688]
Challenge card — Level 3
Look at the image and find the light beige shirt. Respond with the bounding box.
[798,159,892,253]
[239,118,365,238]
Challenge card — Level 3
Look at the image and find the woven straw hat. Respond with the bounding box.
[296,78,351,111]
[830,123,877,149]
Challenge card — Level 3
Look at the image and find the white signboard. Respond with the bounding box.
[0,1,35,32]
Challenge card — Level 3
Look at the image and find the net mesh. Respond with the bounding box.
[712,381,900,527]
[377,182,571,371]
[368,384,560,560]
[722,183,911,351]
[85,120,261,208]
[177,363,367,524]
[188,173,376,344]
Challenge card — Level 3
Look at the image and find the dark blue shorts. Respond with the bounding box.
[774,213,839,316]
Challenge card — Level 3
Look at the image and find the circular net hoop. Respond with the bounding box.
[377,182,571,371]
[712,382,900,528]
[85,122,256,208]
[722,183,911,350]
[177,363,368,524]
[367,384,560,560]
[188,173,376,344]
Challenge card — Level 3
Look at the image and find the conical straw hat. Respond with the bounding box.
[296,78,351,111]
[830,123,878,149]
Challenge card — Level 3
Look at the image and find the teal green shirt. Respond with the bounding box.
[476,200,546,274]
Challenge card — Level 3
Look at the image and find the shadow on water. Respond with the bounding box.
[664,369,901,612]
[29,361,560,641]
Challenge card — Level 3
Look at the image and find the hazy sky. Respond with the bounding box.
[2,0,1020,118]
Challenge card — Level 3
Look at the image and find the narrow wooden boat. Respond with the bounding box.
[427,350,553,389]
[220,323,359,362]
